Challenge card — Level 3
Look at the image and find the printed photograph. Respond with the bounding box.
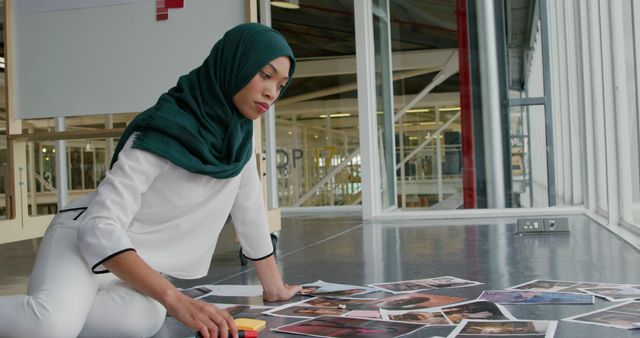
[179,285,213,299]
[380,308,451,325]
[447,319,557,337]
[441,300,515,324]
[300,281,378,297]
[507,279,623,295]
[264,304,349,318]
[564,301,640,329]
[580,285,640,302]
[371,293,466,310]
[508,279,581,292]
[370,276,481,294]
[274,315,425,338]
[479,290,594,304]
[211,303,273,319]
[302,297,379,311]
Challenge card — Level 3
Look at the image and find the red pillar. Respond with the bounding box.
[456,0,476,208]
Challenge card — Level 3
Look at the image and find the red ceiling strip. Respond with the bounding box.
[156,0,183,21]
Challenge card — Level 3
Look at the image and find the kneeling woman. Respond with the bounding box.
[0,23,300,338]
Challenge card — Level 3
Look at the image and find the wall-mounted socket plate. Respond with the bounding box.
[517,218,569,234]
[517,219,545,233]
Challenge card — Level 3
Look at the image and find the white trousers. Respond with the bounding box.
[0,204,166,338]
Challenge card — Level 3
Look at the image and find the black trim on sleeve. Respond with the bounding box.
[58,207,88,213]
[73,209,87,220]
[241,250,275,262]
[91,248,137,274]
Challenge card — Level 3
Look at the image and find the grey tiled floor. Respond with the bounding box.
[2,212,640,337]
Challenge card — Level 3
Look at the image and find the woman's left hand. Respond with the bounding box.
[263,282,302,302]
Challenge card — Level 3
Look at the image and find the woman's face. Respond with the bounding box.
[233,56,291,120]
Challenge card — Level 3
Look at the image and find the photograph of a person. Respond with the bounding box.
[508,279,619,295]
[0,22,301,338]
[371,293,466,310]
[302,297,379,310]
[564,301,640,329]
[441,300,514,324]
[179,285,213,299]
[212,303,273,320]
[479,290,594,304]
[580,285,640,302]
[371,276,481,294]
[448,319,557,337]
[300,280,377,297]
[508,279,581,292]
[264,304,349,318]
[380,309,451,325]
[274,315,425,338]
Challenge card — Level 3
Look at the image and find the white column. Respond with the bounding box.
[355,0,380,218]
[54,117,68,209]
[476,0,505,208]
[609,0,634,222]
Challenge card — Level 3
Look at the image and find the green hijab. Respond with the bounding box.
[110,23,295,178]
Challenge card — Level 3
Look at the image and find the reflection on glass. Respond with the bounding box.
[27,138,114,216]
[387,2,461,210]
[271,2,361,207]
[373,0,396,210]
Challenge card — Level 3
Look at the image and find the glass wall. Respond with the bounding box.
[269,0,559,211]
[270,1,361,207]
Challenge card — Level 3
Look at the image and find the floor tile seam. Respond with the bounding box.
[211,223,365,284]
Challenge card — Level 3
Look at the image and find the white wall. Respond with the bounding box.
[11,0,244,119]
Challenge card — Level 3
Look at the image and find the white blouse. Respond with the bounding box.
[75,136,273,279]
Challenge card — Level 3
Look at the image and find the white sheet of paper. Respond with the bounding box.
[207,285,264,297]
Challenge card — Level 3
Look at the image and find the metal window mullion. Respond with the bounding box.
[355,0,381,218]
[598,0,619,225]
[587,0,608,216]
[548,0,564,205]
[577,0,597,213]
[632,0,640,219]
[609,0,634,223]
[564,0,583,205]
[557,0,570,205]
[539,0,556,206]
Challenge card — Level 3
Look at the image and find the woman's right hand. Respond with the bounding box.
[163,291,238,338]
[102,251,238,337]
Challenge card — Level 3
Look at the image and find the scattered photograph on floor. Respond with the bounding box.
[507,279,625,294]
[178,285,213,299]
[564,301,640,330]
[264,304,350,319]
[440,300,515,324]
[370,293,466,311]
[446,319,557,337]
[300,280,378,297]
[379,308,451,325]
[579,285,640,302]
[301,296,379,311]
[273,315,425,338]
[479,290,594,304]
[211,303,274,319]
[370,276,482,294]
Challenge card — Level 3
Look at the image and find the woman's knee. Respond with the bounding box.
[79,287,166,338]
